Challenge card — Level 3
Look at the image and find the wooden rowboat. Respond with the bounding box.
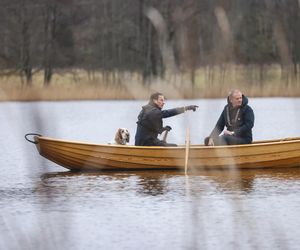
[25,134,300,171]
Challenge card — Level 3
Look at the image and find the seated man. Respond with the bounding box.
[205,89,254,146]
[135,92,198,146]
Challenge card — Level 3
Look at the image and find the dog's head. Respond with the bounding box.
[115,128,130,145]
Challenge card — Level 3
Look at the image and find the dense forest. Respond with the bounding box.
[0,0,299,86]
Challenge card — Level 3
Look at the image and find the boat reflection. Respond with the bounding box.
[40,167,300,196]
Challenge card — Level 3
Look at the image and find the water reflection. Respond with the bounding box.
[4,167,291,250]
[41,170,170,197]
[40,167,300,196]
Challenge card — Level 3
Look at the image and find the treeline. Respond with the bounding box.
[0,0,299,86]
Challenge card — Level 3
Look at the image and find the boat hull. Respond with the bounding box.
[32,136,300,171]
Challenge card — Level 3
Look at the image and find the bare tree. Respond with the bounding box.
[42,1,57,85]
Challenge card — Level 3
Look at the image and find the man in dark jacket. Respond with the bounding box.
[205,89,254,146]
[135,92,198,146]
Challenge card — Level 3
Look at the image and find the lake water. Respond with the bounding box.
[1,98,300,250]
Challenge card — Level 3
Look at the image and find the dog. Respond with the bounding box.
[109,128,130,145]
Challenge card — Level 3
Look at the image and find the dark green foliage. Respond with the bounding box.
[0,0,299,84]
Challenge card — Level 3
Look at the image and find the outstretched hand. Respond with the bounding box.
[185,105,199,112]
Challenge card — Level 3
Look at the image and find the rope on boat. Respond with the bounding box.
[24,133,42,144]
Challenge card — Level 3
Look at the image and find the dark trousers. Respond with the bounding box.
[212,135,250,145]
[143,138,177,147]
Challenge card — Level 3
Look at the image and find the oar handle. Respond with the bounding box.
[162,130,169,142]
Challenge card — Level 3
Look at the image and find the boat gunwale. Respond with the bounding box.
[36,136,300,150]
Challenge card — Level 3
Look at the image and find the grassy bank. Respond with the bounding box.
[1,65,300,101]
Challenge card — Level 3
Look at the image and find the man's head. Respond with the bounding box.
[150,92,165,109]
[229,89,242,108]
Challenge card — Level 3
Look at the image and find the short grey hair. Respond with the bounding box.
[228,89,242,97]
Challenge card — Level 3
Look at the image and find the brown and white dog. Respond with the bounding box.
[111,128,130,145]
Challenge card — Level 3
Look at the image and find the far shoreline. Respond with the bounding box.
[1,83,300,102]
[1,66,300,101]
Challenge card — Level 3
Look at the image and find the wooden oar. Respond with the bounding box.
[184,128,190,175]
[162,130,169,143]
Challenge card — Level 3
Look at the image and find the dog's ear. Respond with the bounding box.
[115,128,122,144]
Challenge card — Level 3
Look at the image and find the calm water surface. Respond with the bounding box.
[1,98,300,250]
